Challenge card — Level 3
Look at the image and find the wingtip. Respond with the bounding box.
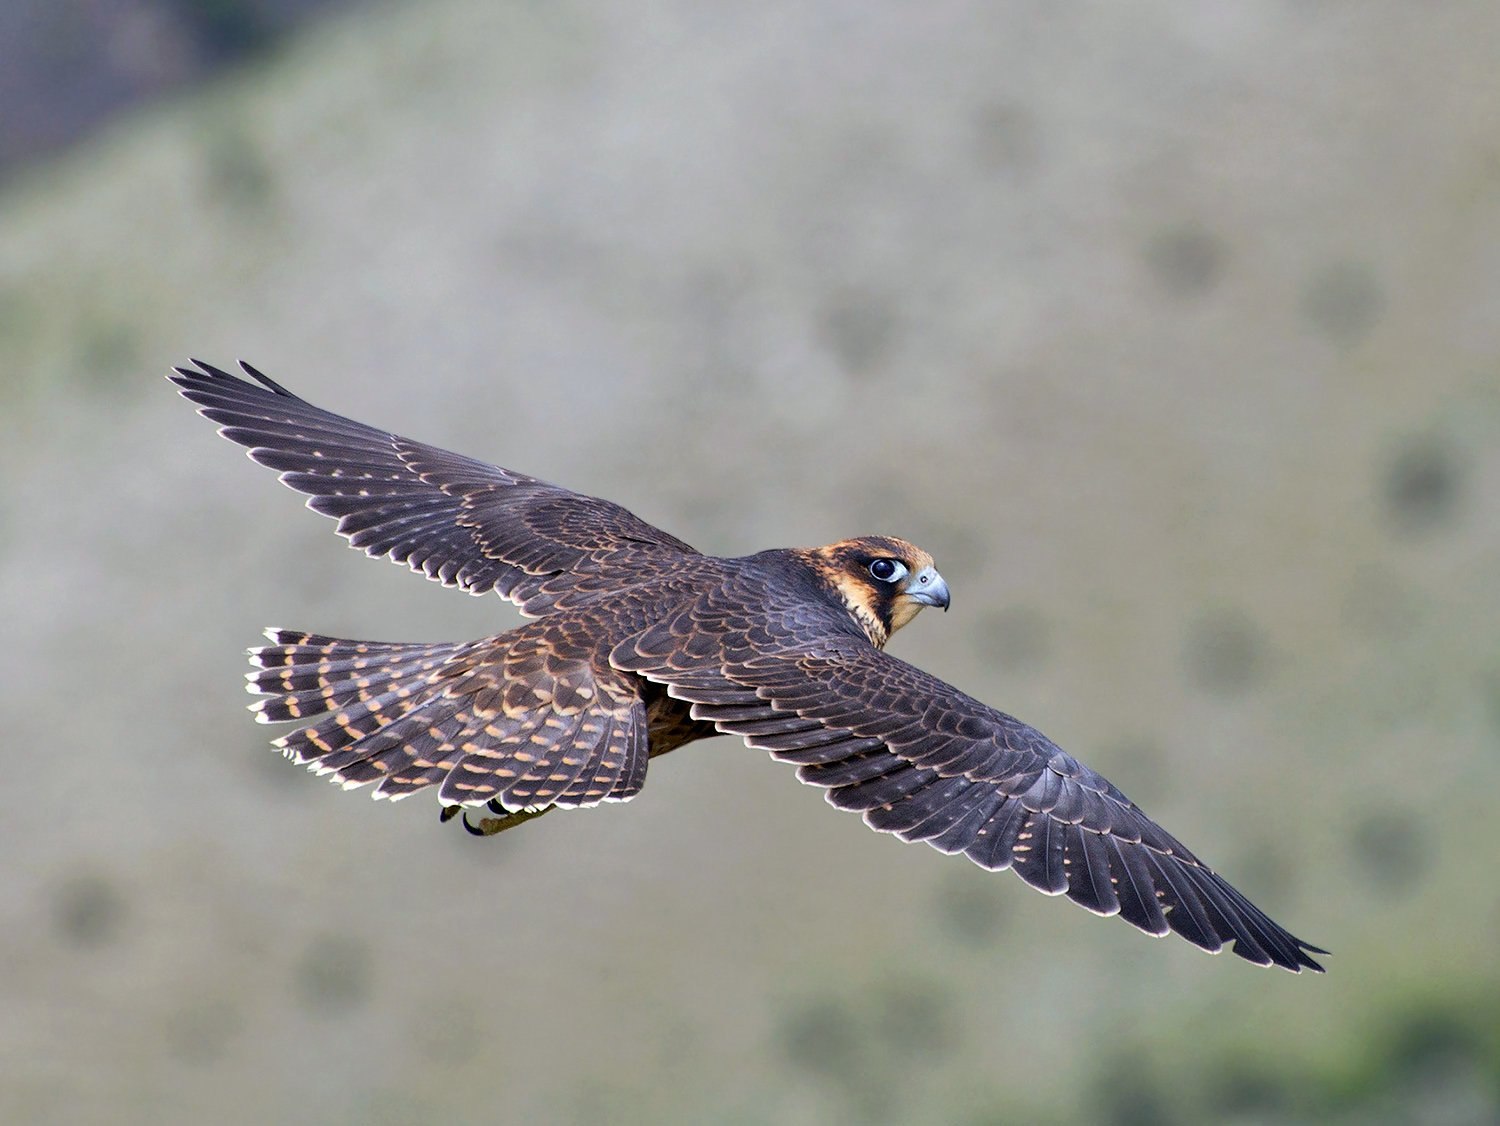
[190,357,233,380]
[166,358,229,392]
[1233,937,1327,974]
[238,359,295,397]
[1292,945,1328,974]
[166,359,212,388]
[165,357,296,398]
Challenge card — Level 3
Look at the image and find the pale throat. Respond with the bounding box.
[886,596,925,634]
[830,577,923,649]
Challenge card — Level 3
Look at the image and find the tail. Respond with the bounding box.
[246,629,650,820]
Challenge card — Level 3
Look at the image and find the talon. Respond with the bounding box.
[439,805,461,823]
[461,811,494,837]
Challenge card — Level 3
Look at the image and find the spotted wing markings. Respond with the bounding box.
[246,627,651,814]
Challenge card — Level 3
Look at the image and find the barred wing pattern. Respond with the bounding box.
[248,628,650,810]
[170,361,698,616]
[613,583,1326,972]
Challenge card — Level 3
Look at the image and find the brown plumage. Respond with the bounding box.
[171,360,1326,972]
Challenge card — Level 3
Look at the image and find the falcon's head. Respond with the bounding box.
[803,536,950,647]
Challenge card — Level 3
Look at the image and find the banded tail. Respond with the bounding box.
[247,628,651,831]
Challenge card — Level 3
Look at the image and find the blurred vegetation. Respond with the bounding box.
[2,2,1498,1124]
[0,0,350,176]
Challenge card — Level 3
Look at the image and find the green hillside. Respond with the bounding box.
[2,2,1497,1122]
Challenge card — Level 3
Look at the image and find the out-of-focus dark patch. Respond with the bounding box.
[1382,436,1462,534]
[1092,1053,1182,1126]
[164,0,273,61]
[164,997,242,1066]
[1183,610,1265,694]
[974,604,1050,674]
[0,1,350,176]
[1371,1003,1500,1123]
[0,286,32,358]
[873,978,954,1058]
[1230,842,1294,906]
[972,102,1042,175]
[1206,1064,1296,1120]
[1383,1006,1486,1083]
[1143,224,1226,299]
[1350,808,1426,896]
[1301,260,1384,345]
[52,871,127,948]
[1304,998,1500,1120]
[196,110,276,213]
[819,287,898,375]
[933,873,1008,947]
[293,933,374,1016]
[1380,1007,1500,1121]
[778,996,863,1081]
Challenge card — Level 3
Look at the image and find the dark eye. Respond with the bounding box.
[868,558,906,583]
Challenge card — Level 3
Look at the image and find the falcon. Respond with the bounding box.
[171,359,1326,972]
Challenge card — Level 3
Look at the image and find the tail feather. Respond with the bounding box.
[313,706,461,776]
[245,627,650,815]
[437,707,559,806]
[248,630,456,728]
[561,705,648,805]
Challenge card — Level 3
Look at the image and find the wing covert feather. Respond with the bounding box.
[170,360,697,614]
[612,587,1324,972]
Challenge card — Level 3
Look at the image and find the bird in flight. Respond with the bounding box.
[171,360,1325,972]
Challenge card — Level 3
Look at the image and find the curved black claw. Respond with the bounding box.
[440,801,553,837]
[461,811,492,837]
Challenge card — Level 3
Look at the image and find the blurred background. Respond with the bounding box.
[2,2,1498,1123]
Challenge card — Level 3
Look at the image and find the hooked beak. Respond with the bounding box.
[905,566,950,611]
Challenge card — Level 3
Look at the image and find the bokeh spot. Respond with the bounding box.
[52,871,127,948]
[1092,1053,1180,1126]
[293,933,374,1016]
[933,874,1009,947]
[1382,436,1462,535]
[778,996,863,1081]
[1183,610,1266,694]
[1144,224,1226,299]
[972,102,1042,175]
[819,287,899,375]
[1350,808,1427,896]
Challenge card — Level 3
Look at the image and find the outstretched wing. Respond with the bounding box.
[170,360,697,615]
[612,593,1325,972]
